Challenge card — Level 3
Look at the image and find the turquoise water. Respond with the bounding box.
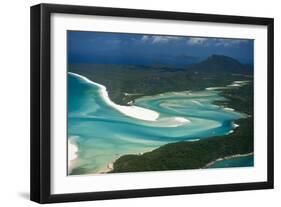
[208,155,254,168]
[68,72,246,174]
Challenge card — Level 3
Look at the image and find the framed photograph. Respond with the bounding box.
[30,3,274,203]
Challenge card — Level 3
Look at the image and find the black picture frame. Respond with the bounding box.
[30,3,274,204]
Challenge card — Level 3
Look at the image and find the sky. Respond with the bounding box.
[68,31,254,66]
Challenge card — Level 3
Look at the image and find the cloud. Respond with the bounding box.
[152,36,170,44]
[151,36,182,44]
[213,39,249,47]
[186,37,208,45]
[141,35,150,42]
[187,37,250,47]
[141,35,251,47]
[141,35,183,44]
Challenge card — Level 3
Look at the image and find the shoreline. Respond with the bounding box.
[68,139,79,174]
[69,72,159,121]
[107,150,253,174]
[100,150,151,174]
[110,117,254,173]
[69,72,191,127]
[203,152,253,168]
[206,80,251,91]
[97,162,115,174]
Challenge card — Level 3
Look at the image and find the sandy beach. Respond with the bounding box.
[68,139,78,174]
[69,72,159,121]
[227,80,251,87]
[204,152,254,168]
[68,72,192,127]
[224,107,235,111]
[206,80,251,91]
[233,123,239,128]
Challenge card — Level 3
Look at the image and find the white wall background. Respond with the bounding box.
[0,0,279,206]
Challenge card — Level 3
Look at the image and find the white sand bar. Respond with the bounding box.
[69,72,159,121]
[68,140,78,173]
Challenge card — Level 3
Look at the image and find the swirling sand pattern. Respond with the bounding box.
[68,73,246,175]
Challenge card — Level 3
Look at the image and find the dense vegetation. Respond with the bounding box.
[111,118,253,172]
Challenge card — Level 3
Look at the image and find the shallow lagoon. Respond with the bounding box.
[68,72,246,175]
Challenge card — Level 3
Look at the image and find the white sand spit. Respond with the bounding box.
[69,72,159,121]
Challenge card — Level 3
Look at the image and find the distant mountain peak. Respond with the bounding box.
[206,54,241,64]
[186,55,252,74]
